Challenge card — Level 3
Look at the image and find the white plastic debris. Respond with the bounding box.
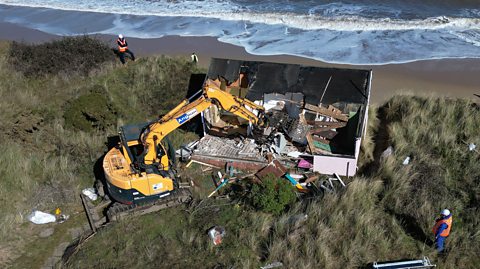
[287,151,302,158]
[468,143,476,151]
[82,188,98,201]
[208,226,226,245]
[402,156,410,165]
[261,261,284,269]
[262,100,285,111]
[272,133,287,154]
[381,146,393,159]
[28,210,56,224]
[57,214,70,224]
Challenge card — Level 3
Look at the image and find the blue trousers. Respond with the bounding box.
[119,49,135,64]
[435,236,447,252]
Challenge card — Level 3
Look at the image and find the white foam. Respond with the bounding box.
[1,1,480,65]
[2,0,479,31]
[451,31,480,47]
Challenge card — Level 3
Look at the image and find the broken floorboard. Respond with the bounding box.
[304,103,349,122]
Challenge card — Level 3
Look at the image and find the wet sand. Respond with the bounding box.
[1,21,479,104]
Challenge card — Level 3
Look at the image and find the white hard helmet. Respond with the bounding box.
[441,209,451,216]
[118,34,123,39]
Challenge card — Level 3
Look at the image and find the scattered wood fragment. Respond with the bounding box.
[191,160,222,169]
[256,160,288,179]
[305,120,347,129]
[326,105,343,115]
[304,103,349,122]
[305,131,316,154]
[310,126,336,134]
[304,174,320,184]
[313,129,337,140]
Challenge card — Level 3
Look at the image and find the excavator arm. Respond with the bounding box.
[103,79,265,205]
[140,82,265,165]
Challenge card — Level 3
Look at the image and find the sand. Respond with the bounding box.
[1,21,479,104]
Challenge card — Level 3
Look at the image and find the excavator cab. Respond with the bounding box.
[103,123,176,205]
[118,123,175,174]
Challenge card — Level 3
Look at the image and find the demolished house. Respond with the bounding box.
[190,58,372,178]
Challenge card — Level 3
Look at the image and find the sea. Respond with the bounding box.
[0,0,479,65]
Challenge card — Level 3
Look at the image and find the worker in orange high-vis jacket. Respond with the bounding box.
[432,209,452,252]
[117,34,135,64]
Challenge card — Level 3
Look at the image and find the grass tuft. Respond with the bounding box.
[8,36,115,77]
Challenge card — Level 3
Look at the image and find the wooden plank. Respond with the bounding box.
[314,130,337,140]
[80,194,97,233]
[305,132,316,154]
[310,126,335,134]
[327,105,343,115]
[256,160,288,179]
[191,160,222,169]
[304,103,349,122]
[302,114,318,155]
[305,120,347,129]
[304,174,320,184]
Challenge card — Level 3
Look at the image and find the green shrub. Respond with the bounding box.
[63,86,117,132]
[8,36,115,77]
[251,173,296,215]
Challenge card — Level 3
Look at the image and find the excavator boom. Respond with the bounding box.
[102,81,265,206]
[141,83,264,165]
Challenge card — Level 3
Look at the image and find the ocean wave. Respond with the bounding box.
[1,2,479,65]
[1,0,479,31]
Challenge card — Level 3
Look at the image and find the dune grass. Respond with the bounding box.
[66,95,480,269]
[0,38,201,268]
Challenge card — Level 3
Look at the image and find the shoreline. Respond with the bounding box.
[0,21,479,104]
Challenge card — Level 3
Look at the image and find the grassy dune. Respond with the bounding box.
[0,37,478,268]
[0,39,200,267]
[66,93,480,269]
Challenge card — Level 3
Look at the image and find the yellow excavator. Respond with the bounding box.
[97,80,265,221]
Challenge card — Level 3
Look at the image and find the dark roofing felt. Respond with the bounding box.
[207,58,371,106]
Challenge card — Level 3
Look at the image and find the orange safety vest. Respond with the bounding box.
[117,38,128,52]
[432,215,452,237]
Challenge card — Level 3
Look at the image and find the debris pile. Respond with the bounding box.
[183,90,358,195]
[188,82,360,190]
[183,58,371,195]
[194,135,266,163]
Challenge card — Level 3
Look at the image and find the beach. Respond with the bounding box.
[1,21,479,104]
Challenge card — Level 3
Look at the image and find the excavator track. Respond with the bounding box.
[106,188,192,222]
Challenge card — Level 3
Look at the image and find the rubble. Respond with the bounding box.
[176,147,192,161]
[256,160,288,179]
[194,135,265,162]
[184,58,371,194]
[207,173,230,198]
